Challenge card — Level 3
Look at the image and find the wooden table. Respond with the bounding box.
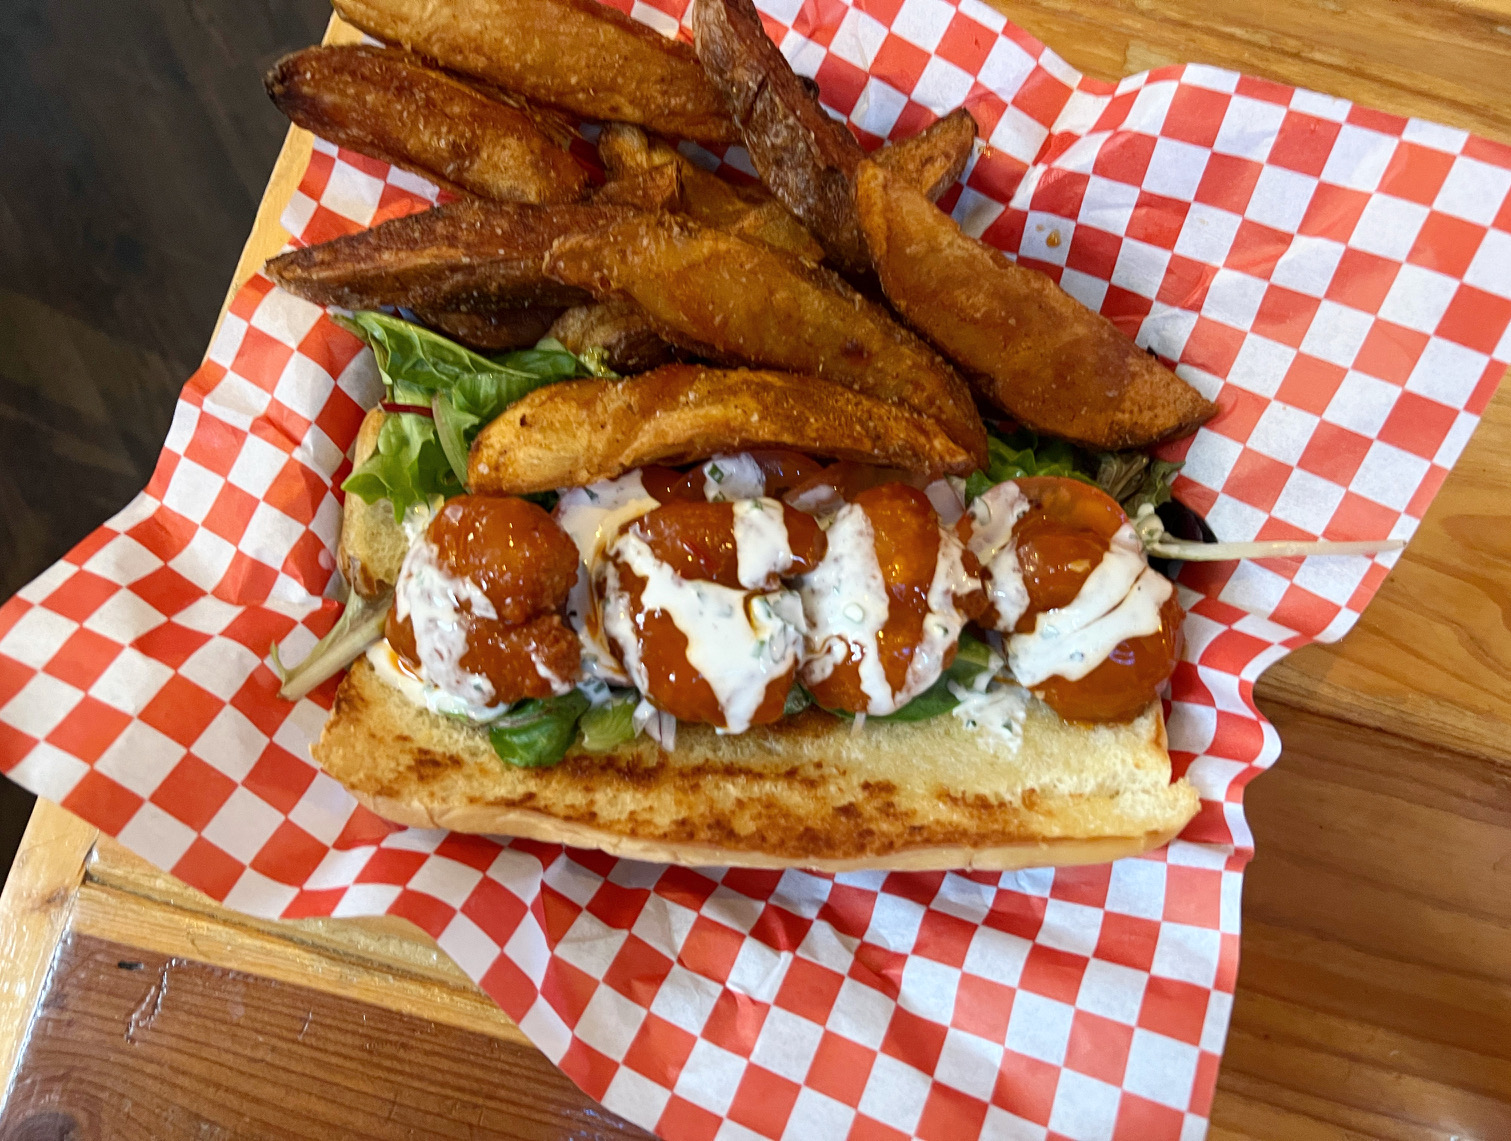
[3,3,1510,1138]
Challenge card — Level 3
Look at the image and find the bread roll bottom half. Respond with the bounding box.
[314,656,1199,871]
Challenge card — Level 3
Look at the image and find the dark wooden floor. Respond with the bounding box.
[0,0,331,881]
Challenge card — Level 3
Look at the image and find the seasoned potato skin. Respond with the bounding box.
[547,300,677,374]
[597,123,824,261]
[855,160,1217,450]
[414,306,563,352]
[589,162,684,212]
[693,0,868,273]
[467,364,975,493]
[264,198,641,312]
[266,45,588,204]
[876,107,977,203]
[544,214,988,466]
[332,0,738,145]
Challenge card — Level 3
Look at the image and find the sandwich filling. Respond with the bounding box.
[373,452,1185,750]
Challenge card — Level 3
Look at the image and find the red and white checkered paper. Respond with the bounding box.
[4,2,1509,1136]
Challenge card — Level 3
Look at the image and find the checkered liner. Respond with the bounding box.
[3,1,1507,1137]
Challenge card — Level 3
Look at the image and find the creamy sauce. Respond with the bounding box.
[949,679,1030,749]
[366,640,513,723]
[602,529,807,735]
[555,473,660,686]
[964,482,1031,632]
[394,538,500,708]
[798,503,979,715]
[400,496,442,547]
[731,497,795,589]
[702,453,766,501]
[796,503,894,712]
[1008,523,1172,686]
[907,529,978,699]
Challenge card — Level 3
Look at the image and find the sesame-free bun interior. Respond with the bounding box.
[313,656,1199,871]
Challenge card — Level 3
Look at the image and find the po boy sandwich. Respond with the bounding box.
[295,323,1200,871]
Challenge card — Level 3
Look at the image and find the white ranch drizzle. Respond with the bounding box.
[555,473,660,686]
[601,526,807,735]
[906,528,978,700]
[392,538,499,709]
[731,497,795,589]
[963,481,1032,633]
[949,679,1030,749]
[1007,522,1172,687]
[365,641,512,722]
[702,453,766,502]
[796,503,893,712]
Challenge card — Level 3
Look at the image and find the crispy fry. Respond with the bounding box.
[876,107,976,202]
[264,198,642,312]
[855,160,1216,449]
[548,301,676,374]
[331,0,737,145]
[468,364,974,492]
[266,45,588,204]
[590,162,684,212]
[545,214,987,465]
[598,123,824,260]
[414,306,563,352]
[692,0,868,273]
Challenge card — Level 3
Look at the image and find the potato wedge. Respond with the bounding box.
[468,365,974,492]
[692,0,868,273]
[548,301,676,374]
[598,123,824,261]
[545,214,987,466]
[876,107,976,203]
[590,161,684,212]
[414,306,563,352]
[266,45,588,204]
[855,159,1216,449]
[332,0,737,145]
[264,198,640,312]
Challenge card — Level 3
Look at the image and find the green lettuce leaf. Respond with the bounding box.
[578,690,639,753]
[342,412,460,522]
[489,690,592,768]
[963,429,1097,501]
[269,587,391,702]
[335,313,598,512]
[335,312,587,404]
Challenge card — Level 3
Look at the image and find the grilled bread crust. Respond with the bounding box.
[313,656,1198,871]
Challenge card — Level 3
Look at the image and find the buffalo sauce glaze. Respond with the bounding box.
[375,454,1183,734]
[385,495,581,711]
[959,476,1181,723]
[798,483,985,716]
[598,498,824,732]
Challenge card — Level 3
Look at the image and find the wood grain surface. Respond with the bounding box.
[1,1,1510,1139]
[0,933,650,1141]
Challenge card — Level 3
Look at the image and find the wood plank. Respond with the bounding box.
[75,844,526,1043]
[1211,697,1511,1131]
[0,802,97,1105]
[988,0,1511,139]
[0,933,650,1141]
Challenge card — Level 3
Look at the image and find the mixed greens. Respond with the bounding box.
[335,311,611,520]
[964,426,1182,522]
